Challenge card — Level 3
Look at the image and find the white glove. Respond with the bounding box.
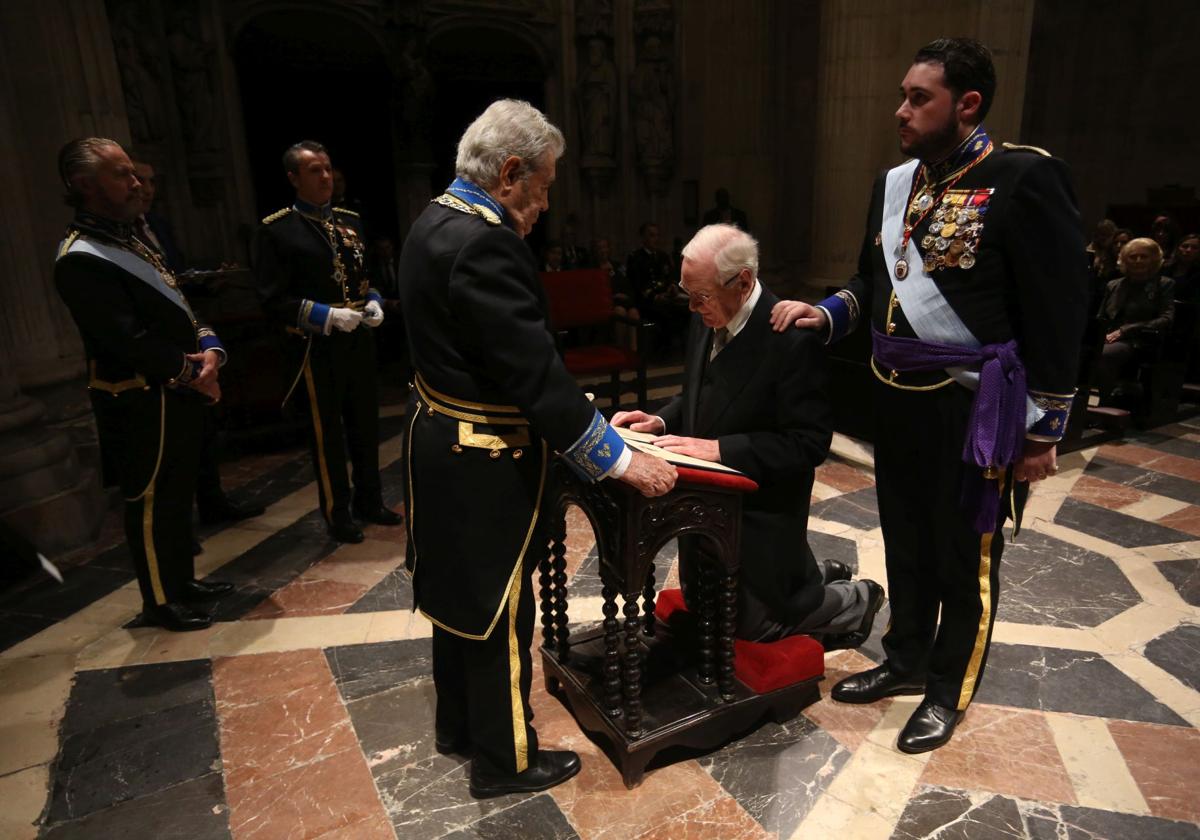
[362,300,384,328]
[326,307,363,334]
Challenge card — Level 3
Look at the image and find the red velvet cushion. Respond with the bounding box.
[563,345,639,375]
[676,466,759,494]
[655,588,824,694]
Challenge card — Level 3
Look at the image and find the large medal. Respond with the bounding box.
[894,258,909,280]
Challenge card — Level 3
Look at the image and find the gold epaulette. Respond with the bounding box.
[433,193,502,226]
[1002,142,1051,157]
[57,229,80,259]
[262,207,292,224]
[332,206,359,218]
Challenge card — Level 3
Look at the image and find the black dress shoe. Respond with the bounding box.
[329,520,365,543]
[830,662,925,704]
[898,700,964,754]
[823,580,885,651]
[141,602,212,632]
[822,560,853,584]
[181,579,235,601]
[352,504,404,526]
[198,498,266,525]
[469,750,581,799]
[192,539,203,556]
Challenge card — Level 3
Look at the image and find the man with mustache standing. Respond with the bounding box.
[772,38,1087,752]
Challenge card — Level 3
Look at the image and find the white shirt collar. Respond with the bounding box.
[723,279,761,339]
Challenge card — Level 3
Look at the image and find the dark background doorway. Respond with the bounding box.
[234,11,399,240]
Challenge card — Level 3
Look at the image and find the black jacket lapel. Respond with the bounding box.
[694,289,777,437]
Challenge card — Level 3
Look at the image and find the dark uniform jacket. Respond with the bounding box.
[658,288,833,625]
[254,205,378,333]
[399,196,606,639]
[821,142,1088,443]
[54,214,219,488]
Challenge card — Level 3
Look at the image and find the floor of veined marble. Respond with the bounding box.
[2,368,1199,840]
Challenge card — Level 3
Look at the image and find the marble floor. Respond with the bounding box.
[3,370,1200,839]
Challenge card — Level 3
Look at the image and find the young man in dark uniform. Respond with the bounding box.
[54,138,234,631]
[772,38,1088,752]
[398,99,677,798]
[254,141,402,543]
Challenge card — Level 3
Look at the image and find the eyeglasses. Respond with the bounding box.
[678,269,744,305]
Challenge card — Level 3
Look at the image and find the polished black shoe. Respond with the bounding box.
[898,700,964,754]
[181,579,235,601]
[822,559,853,585]
[469,750,581,799]
[830,662,925,704]
[352,504,404,526]
[141,602,212,632]
[198,498,266,525]
[822,580,886,651]
[329,520,365,543]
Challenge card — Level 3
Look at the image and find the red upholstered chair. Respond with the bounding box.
[540,269,649,411]
[655,588,825,695]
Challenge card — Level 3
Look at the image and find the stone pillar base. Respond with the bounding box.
[0,467,109,558]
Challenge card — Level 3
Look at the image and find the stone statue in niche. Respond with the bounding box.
[579,37,617,163]
[110,1,166,144]
[630,35,674,167]
[167,6,219,153]
[576,0,613,38]
[397,34,435,153]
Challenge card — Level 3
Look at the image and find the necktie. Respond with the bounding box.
[710,327,729,360]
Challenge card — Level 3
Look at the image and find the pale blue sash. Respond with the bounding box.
[61,237,194,320]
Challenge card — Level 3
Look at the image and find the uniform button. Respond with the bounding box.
[890,369,899,380]
[489,449,501,460]
[450,444,463,454]
[427,407,435,417]
[886,323,896,335]
[512,448,524,459]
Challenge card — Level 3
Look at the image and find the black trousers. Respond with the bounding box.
[872,379,1006,711]
[95,387,203,609]
[431,553,539,775]
[300,328,383,524]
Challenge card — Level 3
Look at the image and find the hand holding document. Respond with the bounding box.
[614,426,742,475]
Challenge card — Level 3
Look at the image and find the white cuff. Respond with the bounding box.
[604,445,633,479]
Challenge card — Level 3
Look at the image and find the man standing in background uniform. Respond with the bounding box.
[772,38,1087,753]
[399,100,676,798]
[255,141,402,544]
[55,138,235,631]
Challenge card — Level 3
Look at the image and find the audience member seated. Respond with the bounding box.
[542,240,564,272]
[1165,232,1200,302]
[1095,237,1175,406]
[1087,219,1117,284]
[560,215,592,269]
[626,222,688,350]
[1151,212,1180,262]
[594,236,637,349]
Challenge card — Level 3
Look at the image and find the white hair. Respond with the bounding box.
[455,99,565,189]
[681,224,759,285]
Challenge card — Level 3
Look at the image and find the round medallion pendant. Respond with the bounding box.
[894,258,909,280]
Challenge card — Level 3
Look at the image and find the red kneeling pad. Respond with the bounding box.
[655,588,825,694]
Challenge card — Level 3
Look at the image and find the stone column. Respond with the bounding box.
[0,0,114,554]
[807,0,1034,292]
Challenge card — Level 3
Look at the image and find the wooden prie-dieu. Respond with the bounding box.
[539,460,822,788]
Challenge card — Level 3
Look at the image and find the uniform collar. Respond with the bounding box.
[71,210,133,244]
[293,197,333,220]
[445,177,505,222]
[924,124,992,184]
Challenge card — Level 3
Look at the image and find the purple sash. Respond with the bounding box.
[872,329,1027,533]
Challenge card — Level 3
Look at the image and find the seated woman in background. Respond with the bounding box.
[1165,232,1200,302]
[1094,237,1175,406]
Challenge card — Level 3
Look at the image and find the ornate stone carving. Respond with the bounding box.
[166,4,220,154]
[578,37,617,165]
[109,0,167,145]
[629,31,674,193]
